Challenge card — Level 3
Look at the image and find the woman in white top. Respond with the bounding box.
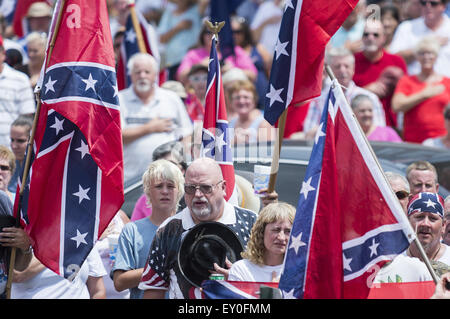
[228,202,295,283]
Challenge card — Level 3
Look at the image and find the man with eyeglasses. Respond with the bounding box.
[353,19,407,128]
[390,0,450,77]
[443,195,450,245]
[139,157,257,299]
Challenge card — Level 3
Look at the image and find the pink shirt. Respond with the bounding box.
[367,126,402,143]
[176,46,257,80]
[130,195,152,221]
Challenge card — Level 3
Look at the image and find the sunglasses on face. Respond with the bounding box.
[396,190,409,200]
[363,32,380,38]
[0,165,11,171]
[184,181,223,195]
[420,0,442,7]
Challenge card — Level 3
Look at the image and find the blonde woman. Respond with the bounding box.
[228,202,295,282]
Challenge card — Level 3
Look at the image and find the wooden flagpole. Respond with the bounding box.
[128,0,146,53]
[324,64,439,284]
[267,109,288,193]
[5,0,67,299]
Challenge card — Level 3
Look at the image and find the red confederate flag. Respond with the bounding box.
[264,0,359,125]
[15,0,124,279]
[201,35,237,204]
[278,81,415,299]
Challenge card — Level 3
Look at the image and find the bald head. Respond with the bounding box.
[186,158,223,182]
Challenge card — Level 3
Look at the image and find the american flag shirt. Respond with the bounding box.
[138,203,257,299]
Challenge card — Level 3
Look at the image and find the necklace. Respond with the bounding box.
[408,244,441,261]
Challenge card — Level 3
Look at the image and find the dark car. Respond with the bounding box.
[121,140,450,215]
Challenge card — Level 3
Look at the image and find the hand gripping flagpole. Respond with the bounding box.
[128,0,146,53]
[324,64,439,285]
[5,0,67,299]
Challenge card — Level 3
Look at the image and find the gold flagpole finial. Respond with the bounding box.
[204,20,225,39]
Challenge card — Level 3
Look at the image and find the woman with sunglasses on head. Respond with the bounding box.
[113,159,185,299]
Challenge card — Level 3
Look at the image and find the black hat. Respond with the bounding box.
[178,222,244,287]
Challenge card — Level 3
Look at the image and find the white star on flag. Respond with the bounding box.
[215,130,227,150]
[343,253,352,271]
[75,140,90,159]
[425,198,437,208]
[50,117,65,135]
[81,73,97,93]
[284,0,294,11]
[289,232,306,254]
[125,29,136,43]
[282,288,297,299]
[112,83,118,98]
[300,177,316,200]
[73,185,90,204]
[274,38,289,60]
[266,84,284,107]
[71,229,88,248]
[315,122,326,144]
[44,76,57,94]
[369,238,380,258]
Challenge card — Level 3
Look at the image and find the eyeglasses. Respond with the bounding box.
[0,165,11,171]
[396,190,409,200]
[189,74,208,83]
[420,0,442,7]
[363,32,380,38]
[232,29,243,34]
[184,181,223,195]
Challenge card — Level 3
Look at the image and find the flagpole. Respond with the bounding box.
[5,0,68,299]
[267,109,287,193]
[128,0,146,53]
[324,64,439,285]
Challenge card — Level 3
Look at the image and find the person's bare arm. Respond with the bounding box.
[392,84,445,113]
[113,268,144,292]
[86,276,106,299]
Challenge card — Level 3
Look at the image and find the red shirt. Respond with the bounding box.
[394,75,450,143]
[354,50,407,127]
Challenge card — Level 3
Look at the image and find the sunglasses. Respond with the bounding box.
[420,0,442,7]
[184,181,223,195]
[232,29,243,34]
[363,32,380,38]
[396,190,409,200]
[0,165,11,171]
[189,74,208,82]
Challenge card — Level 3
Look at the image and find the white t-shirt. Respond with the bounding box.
[373,254,433,284]
[389,15,450,76]
[228,258,283,283]
[119,86,193,182]
[0,63,35,146]
[250,1,283,54]
[437,244,450,265]
[11,247,107,299]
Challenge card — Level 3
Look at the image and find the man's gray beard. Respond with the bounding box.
[191,201,212,219]
[135,80,153,93]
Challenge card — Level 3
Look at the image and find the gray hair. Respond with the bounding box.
[350,94,373,110]
[415,36,441,56]
[127,52,159,75]
[385,171,410,192]
[325,47,355,66]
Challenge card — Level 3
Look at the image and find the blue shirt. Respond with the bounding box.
[112,217,158,299]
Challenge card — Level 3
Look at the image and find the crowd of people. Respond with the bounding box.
[0,0,449,299]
